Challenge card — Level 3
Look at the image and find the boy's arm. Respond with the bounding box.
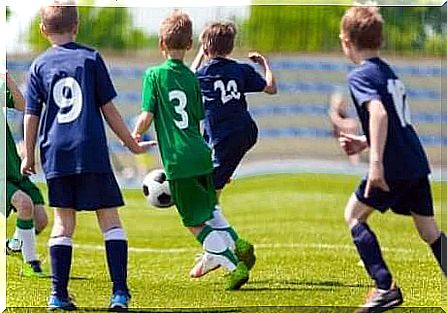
[6,74,25,111]
[101,101,155,154]
[21,114,39,175]
[364,99,389,197]
[248,52,277,95]
[132,111,153,141]
[190,45,205,73]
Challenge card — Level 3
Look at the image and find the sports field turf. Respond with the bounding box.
[6,173,445,310]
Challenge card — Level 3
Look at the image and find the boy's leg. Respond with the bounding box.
[34,204,48,235]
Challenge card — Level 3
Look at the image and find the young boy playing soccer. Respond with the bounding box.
[338,6,446,312]
[132,10,249,290]
[5,73,48,277]
[21,3,152,310]
[190,22,277,272]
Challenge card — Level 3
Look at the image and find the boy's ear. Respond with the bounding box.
[186,39,193,51]
[39,23,48,37]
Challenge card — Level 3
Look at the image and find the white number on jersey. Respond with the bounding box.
[169,90,189,129]
[387,79,411,127]
[214,80,241,104]
[53,77,83,124]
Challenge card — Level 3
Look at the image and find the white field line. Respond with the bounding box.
[73,242,414,255]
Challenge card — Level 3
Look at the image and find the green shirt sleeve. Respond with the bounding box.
[6,87,14,109]
[141,70,157,113]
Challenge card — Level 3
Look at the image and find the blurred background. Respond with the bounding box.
[5,2,446,186]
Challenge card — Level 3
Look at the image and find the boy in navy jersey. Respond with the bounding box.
[21,3,152,311]
[338,6,446,312]
[191,22,276,273]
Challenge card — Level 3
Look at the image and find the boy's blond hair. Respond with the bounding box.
[40,1,78,35]
[159,10,192,50]
[341,6,384,50]
[200,22,236,57]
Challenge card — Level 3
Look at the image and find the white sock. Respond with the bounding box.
[206,206,236,251]
[16,227,37,262]
[203,231,237,271]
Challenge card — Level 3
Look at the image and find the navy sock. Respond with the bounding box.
[430,232,446,276]
[49,239,72,299]
[105,240,128,294]
[351,223,392,290]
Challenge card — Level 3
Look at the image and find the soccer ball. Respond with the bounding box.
[142,169,174,208]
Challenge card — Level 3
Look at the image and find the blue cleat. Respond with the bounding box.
[48,295,77,311]
[109,290,131,312]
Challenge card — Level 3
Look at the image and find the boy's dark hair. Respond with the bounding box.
[159,10,192,50]
[41,3,78,34]
[341,6,383,50]
[200,22,236,57]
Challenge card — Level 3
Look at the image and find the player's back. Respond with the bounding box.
[143,59,213,180]
[196,58,266,145]
[348,57,430,180]
[26,42,116,179]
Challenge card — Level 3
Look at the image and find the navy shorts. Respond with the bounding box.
[355,176,433,216]
[47,173,124,211]
[212,122,258,190]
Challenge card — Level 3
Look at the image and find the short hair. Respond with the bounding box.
[40,1,78,34]
[341,6,384,50]
[200,22,236,56]
[159,10,192,50]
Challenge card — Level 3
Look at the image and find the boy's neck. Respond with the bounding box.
[48,33,75,46]
[208,54,229,60]
[165,49,186,62]
[353,49,380,64]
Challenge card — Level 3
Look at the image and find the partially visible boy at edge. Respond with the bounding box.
[132,10,249,290]
[338,6,446,312]
[21,3,153,311]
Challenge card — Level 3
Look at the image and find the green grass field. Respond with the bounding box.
[6,173,446,311]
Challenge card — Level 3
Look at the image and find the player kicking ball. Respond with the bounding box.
[190,22,277,275]
[4,73,48,277]
[133,10,249,290]
[338,6,446,312]
[21,2,153,311]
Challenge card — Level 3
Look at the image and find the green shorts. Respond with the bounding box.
[170,174,217,227]
[6,177,45,218]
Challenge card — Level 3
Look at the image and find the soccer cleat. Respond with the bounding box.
[190,252,221,278]
[235,238,256,270]
[21,260,47,278]
[6,238,22,255]
[225,262,249,291]
[356,282,403,313]
[109,290,131,312]
[48,295,77,311]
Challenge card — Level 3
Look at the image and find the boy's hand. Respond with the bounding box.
[21,157,36,176]
[365,161,390,198]
[338,132,368,155]
[129,140,157,154]
[248,52,268,67]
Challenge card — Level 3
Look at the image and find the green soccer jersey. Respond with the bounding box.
[141,58,213,180]
[6,88,23,183]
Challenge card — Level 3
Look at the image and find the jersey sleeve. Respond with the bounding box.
[94,52,117,107]
[243,64,267,93]
[6,87,14,108]
[348,72,381,107]
[25,63,44,116]
[141,70,157,113]
[194,79,205,121]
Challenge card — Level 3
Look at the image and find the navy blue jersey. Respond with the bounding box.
[348,57,430,180]
[196,57,266,146]
[25,42,116,179]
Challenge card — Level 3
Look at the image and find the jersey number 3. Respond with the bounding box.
[387,79,411,127]
[53,77,83,124]
[170,90,189,129]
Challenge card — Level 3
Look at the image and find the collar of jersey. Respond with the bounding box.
[166,58,185,66]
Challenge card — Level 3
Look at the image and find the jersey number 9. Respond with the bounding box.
[53,77,83,124]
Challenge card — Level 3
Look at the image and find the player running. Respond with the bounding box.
[4,73,48,277]
[132,10,249,290]
[338,6,446,312]
[21,3,152,311]
[190,22,277,273]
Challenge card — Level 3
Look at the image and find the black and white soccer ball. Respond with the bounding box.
[142,169,174,209]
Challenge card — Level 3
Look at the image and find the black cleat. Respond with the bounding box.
[356,282,403,313]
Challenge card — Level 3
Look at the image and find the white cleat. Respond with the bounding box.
[189,252,221,278]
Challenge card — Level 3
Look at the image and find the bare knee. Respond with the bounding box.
[344,193,374,229]
[51,209,76,238]
[412,213,440,244]
[96,208,122,233]
[12,192,34,220]
[34,205,48,234]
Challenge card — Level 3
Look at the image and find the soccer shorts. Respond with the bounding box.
[47,173,124,211]
[355,176,433,216]
[6,177,45,218]
[169,174,217,227]
[212,122,258,190]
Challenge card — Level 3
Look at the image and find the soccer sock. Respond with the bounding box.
[16,218,37,262]
[206,205,239,250]
[351,223,392,290]
[196,225,238,271]
[104,228,129,294]
[49,236,73,299]
[430,232,446,276]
